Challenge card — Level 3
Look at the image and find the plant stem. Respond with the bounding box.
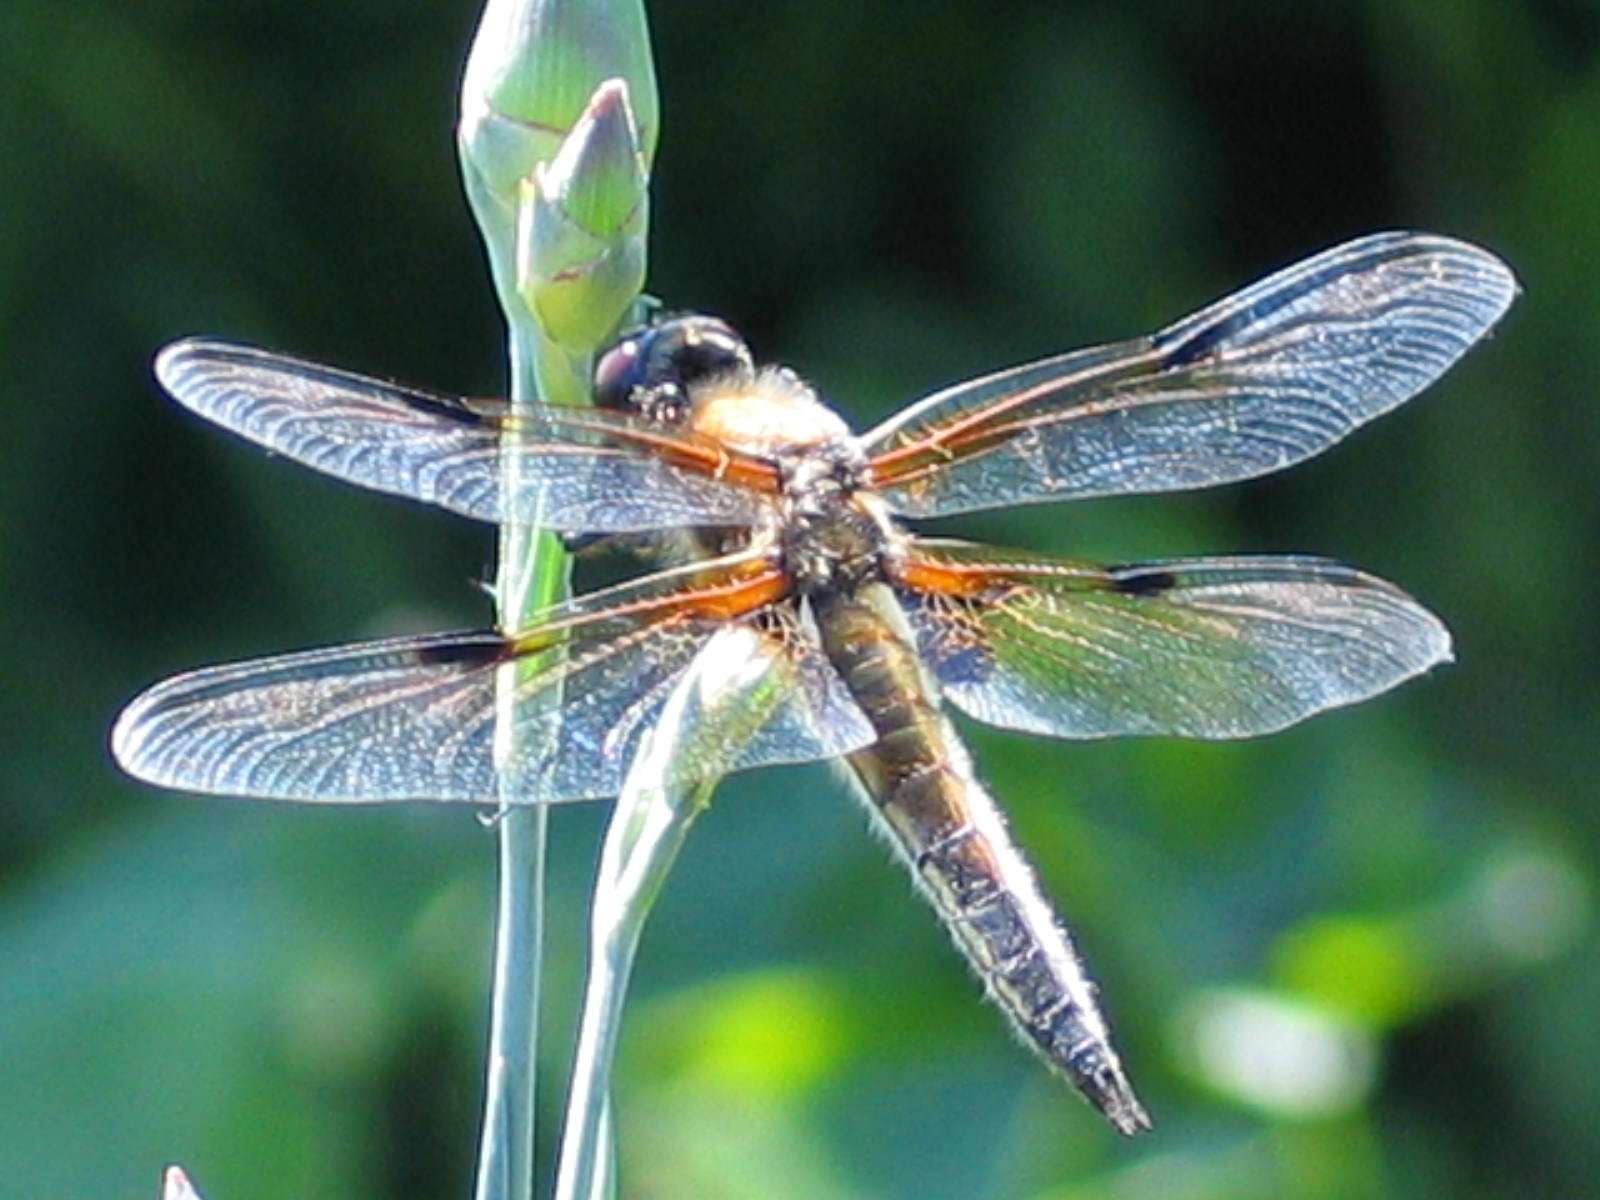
[458,10,655,1191]
[475,323,575,1200]
[552,784,707,1200]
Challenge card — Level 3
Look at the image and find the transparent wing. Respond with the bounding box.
[155,339,777,533]
[894,539,1451,739]
[112,552,873,803]
[866,233,1518,517]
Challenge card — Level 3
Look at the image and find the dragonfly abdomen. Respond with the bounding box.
[816,584,1152,1135]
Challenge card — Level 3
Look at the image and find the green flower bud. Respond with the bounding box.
[516,79,649,352]
[459,0,658,320]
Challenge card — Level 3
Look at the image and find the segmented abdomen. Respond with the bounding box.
[815,583,1150,1135]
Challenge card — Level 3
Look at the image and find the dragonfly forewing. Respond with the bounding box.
[866,232,1517,517]
[155,339,775,533]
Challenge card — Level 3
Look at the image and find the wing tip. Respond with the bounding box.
[1282,230,1520,337]
[1335,573,1455,693]
[153,336,266,400]
[1377,229,1522,326]
[108,683,167,789]
[151,337,199,394]
[110,669,242,795]
[1421,611,1456,673]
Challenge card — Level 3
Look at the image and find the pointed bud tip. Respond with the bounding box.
[557,79,642,174]
[588,77,630,119]
[538,79,647,241]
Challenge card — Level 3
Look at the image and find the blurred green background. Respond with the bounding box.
[1,1,1596,1197]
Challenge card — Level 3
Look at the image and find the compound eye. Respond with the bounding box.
[593,336,646,411]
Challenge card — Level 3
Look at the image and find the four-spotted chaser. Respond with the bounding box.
[112,232,1517,1134]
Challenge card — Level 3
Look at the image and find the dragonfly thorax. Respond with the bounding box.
[777,441,897,595]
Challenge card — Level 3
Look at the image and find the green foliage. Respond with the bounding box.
[1,0,1595,1196]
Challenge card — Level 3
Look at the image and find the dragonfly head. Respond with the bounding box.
[594,313,754,427]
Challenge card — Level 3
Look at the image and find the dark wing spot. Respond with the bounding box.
[410,635,513,668]
[1156,300,1270,369]
[1107,567,1179,597]
[397,388,494,428]
[1153,241,1390,369]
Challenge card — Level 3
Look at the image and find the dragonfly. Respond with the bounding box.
[112,232,1517,1135]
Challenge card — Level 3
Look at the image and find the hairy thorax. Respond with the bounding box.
[776,440,900,596]
[685,363,901,595]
